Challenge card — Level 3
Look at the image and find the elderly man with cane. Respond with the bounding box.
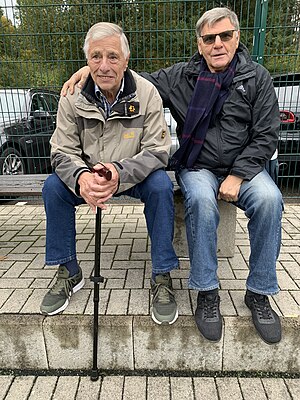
[41,22,179,331]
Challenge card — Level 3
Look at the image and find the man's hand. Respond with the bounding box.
[218,175,243,202]
[78,163,119,212]
[60,66,91,96]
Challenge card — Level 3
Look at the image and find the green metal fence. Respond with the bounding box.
[0,0,300,198]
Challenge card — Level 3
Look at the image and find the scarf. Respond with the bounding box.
[170,55,238,170]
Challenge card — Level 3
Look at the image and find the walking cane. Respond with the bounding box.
[90,165,112,381]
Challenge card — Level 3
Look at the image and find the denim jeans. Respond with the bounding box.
[178,168,283,295]
[42,170,178,274]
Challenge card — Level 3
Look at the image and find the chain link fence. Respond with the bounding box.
[0,0,300,197]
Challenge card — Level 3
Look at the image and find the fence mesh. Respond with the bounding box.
[0,0,300,198]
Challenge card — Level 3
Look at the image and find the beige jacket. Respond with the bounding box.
[50,69,171,194]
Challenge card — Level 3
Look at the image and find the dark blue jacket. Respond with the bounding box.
[141,43,280,180]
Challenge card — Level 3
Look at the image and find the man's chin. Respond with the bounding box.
[211,61,230,73]
[96,82,114,92]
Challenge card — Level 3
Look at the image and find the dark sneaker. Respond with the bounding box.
[40,265,84,315]
[195,290,222,342]
[245,290,281,344]
[151,273,178,325]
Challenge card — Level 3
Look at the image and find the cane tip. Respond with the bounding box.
[90,369,99,381]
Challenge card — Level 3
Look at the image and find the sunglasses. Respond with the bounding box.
[200,30,236,45]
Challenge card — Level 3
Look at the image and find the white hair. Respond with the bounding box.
[195,7,240,38]
[83,22,130,59]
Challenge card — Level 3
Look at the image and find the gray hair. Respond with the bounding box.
[195,7,240,38]
[83,22,130,59]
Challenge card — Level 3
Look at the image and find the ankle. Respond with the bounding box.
[62,259,79,277]
[246,289,267,299]
[152,272,170,282]
[199,288,218,296]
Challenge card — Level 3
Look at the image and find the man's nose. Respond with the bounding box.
[214,35,223,46]
[99,57,110,71]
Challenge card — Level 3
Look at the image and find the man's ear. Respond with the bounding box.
[197,39,202,56]
[236,30,240,48]
[125,53,130,70]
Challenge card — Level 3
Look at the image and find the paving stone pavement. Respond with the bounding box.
[0,201,299,396]
[0,374,299,400]
[0,202,299,318]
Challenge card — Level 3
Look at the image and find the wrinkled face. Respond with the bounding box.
[87,35,129,101]
[198,18,240,73]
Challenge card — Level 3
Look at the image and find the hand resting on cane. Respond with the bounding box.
[78,162,119,213]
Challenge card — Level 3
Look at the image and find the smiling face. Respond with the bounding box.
[198,18,240,73]
[87,35,129,103]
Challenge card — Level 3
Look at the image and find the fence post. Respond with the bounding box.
[252,0,269,64]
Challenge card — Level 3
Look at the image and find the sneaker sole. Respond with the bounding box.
[41,277,85,316]
[41,299,70,316]
[73,276,85,294]
[151,308,179,325]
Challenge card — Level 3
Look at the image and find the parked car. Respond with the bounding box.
[0,88,59,175]
[272,73,300,181]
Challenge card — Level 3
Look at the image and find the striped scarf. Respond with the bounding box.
[170,55,238,170]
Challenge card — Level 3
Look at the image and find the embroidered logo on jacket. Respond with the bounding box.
[237,84,246,94]
[128,105,136,113]
[124,131,135,139]
[126,102,139,116]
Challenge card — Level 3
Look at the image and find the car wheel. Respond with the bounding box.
[0,147,26,175]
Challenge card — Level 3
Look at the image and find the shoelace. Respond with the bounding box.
[199,296,219,318]
[252,296,273,320]
[203,297,219,319]
[152,283,174,304]
[49,272,77,297]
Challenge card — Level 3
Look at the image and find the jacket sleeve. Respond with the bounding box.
[140,65,180,108]
[114,82,172,193]
[50,93,90,194]
[230,66,280,180]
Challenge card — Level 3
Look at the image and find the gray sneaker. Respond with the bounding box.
[40,265,84,315]
[151,273,178,325]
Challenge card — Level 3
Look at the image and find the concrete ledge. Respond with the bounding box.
[0,314,48,369]
[173,191,237,258]
[133,316,222,371]
[0,314,299,373]
[223,316,300,373]
[44,315,134,370]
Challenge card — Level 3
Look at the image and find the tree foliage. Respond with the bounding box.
[0,0,299,89]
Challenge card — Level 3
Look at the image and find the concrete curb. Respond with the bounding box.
[0,314,299,373]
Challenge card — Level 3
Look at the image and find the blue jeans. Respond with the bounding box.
[178,168,283,295]
[42,170,178,274]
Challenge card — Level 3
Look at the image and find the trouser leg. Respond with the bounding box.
[236,169,283,295]
[42,173,85,265]
[123,169,179,273]
[178,168,220,290]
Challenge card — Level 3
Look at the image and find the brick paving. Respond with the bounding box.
[0,202,299,318]
[0,374,299,399]
[0,201,299,398]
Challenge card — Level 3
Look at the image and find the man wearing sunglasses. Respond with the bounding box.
[62,7,283,345]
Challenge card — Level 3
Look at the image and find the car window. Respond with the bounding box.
[273,73,300,86]
[272,74,300,113]
[0,89,28,123]
[42,93,59,114]
[31,94,48,113]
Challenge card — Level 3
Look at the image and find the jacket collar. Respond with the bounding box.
[81,68,137,104]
